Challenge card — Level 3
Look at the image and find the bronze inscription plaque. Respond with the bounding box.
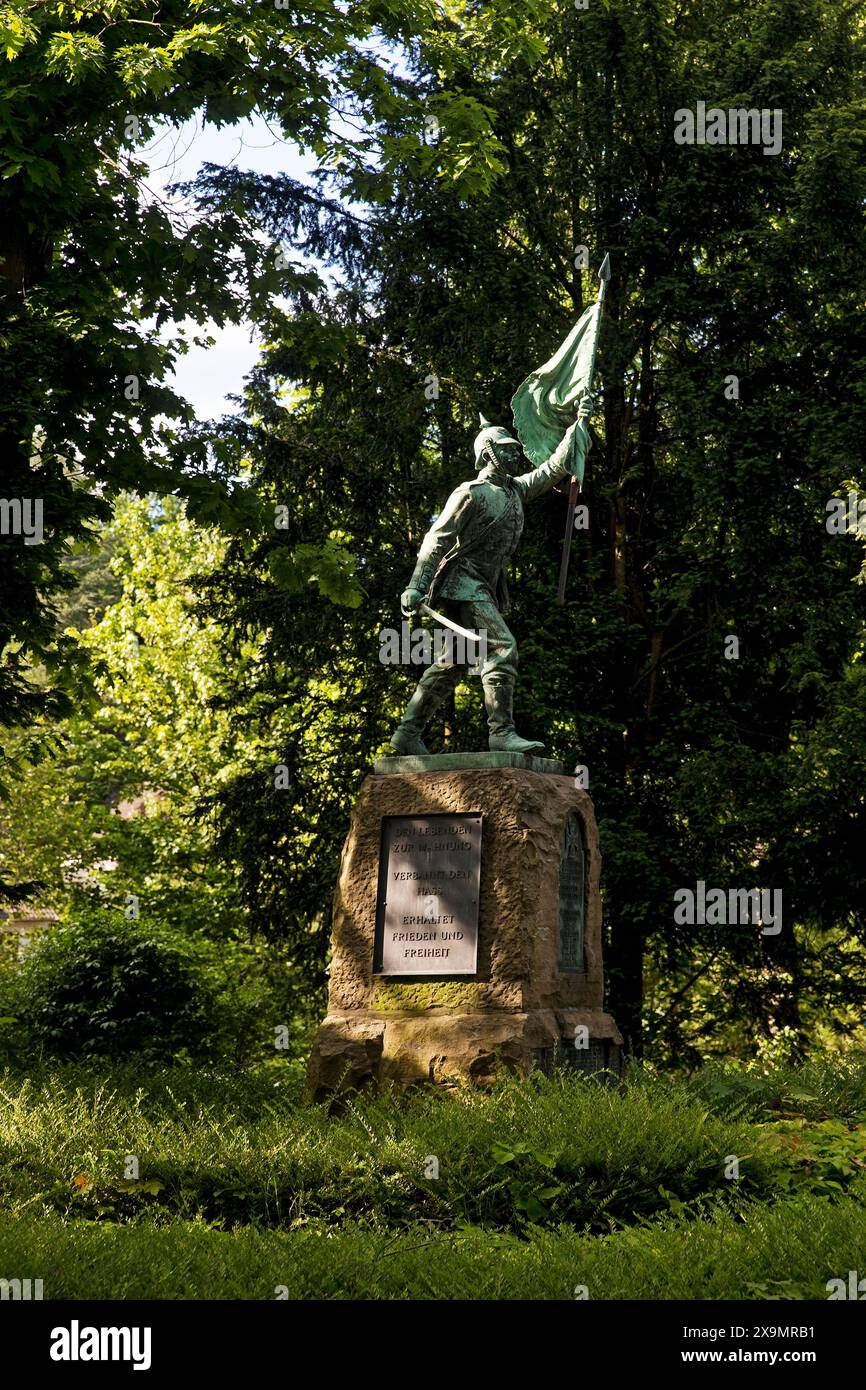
[373,813,482,976]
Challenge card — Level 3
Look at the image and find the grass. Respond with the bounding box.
[1,1195,865,1300]
[0,1060,787,1232]
[1,1053,865,1298]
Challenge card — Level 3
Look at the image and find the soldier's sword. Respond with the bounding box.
[556,252,610,606]
[419,603,483,645]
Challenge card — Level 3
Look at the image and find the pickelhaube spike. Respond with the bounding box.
[478,411,492,428]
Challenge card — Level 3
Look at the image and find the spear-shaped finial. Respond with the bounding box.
[597,252,611,303]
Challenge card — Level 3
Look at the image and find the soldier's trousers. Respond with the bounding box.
[413,598,517,699]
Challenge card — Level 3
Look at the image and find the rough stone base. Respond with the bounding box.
[307,1008,623,1097]
[307,767,623,1098]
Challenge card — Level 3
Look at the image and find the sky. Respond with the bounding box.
[140,115,318,420]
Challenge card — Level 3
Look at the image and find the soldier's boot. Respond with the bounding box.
[483,674,545,755]
[390,678,449,755]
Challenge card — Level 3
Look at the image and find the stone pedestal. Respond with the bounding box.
[307,756,622,1095]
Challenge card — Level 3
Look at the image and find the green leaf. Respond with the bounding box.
[44,31,105,82]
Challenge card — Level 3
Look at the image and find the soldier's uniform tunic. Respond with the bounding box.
[406,437,573,698]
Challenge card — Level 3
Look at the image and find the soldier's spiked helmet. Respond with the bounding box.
[473,412,521,466]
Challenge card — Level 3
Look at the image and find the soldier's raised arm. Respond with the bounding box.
[512,416,591,504]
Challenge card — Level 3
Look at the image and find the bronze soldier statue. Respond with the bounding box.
[391,404,591,756]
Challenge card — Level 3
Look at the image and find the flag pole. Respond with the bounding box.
[555,253,610,606]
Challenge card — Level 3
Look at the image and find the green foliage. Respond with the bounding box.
[13,909,215,1059]
[678,1050,866,1123]
[0,0,475,774]
[761,1118,866,1200]
[2,1194,866,1300]
[0,1058,865,1298]
[3,0,866,1062]
[182,0,866,1055]
[267,536,364,608]
[0,498,234,919]
[0,1062,786,1232]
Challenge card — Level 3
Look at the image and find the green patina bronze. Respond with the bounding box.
[390,258,608,760]
[390,417,590,759]
[374,752,565,775]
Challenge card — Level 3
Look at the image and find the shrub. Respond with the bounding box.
[15,909,215,1059]
[674,1052,866,1122]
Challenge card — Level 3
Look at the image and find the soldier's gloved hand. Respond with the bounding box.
[574,417,591,449]
[562,406,592,479]
[401,587,425,617]
[576,391,595,422]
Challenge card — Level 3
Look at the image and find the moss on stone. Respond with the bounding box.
[373,980,484,1013]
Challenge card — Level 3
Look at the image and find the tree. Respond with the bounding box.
[0,493,317,1051]
[0,496,240,920]
[0,0,468,776]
